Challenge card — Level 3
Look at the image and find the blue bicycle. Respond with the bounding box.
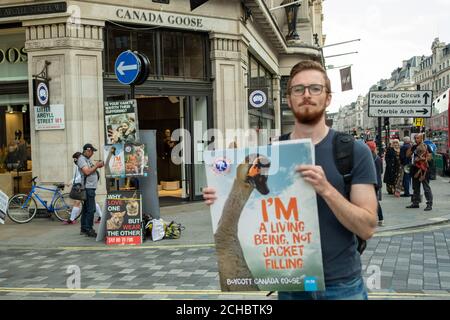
[7,176,76,224]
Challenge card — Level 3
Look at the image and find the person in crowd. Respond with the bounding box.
[383,139,402,196]
[366,140,384,226]
[203,60,378,300]
[65,151,103,225]
[399,136,412,197]
[406,134,433,211]
[78,144,104,237]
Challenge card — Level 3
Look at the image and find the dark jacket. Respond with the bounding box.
[383,147,400,185]
[373,153,383,190]
[399,143,412,166]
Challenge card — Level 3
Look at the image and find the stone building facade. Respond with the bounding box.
[0,0,324,200]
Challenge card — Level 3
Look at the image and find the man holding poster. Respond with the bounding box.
[204,60,378,300]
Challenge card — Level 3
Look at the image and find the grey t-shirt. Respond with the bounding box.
[315,129,377,284]
[77,155,98,189]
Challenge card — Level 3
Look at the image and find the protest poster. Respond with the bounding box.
[124,143,149,177]
[204,139,324,292]
[104,100,139,145]
[0,189,8,224]
[104,144,125,178]
[105,191,142,245]
[104,143,149,178]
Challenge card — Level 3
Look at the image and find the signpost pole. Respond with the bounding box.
[377,117,382,157]
[130,84,135,100]
[384,117,390,147]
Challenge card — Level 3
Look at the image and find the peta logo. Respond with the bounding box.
[212,158,231,175]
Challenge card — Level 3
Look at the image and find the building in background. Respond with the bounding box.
[333,38,450,141]
[0,0,324,201]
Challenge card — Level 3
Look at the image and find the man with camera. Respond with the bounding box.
[78,143,104,237]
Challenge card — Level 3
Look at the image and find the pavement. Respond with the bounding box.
[0,175,449,248]
[0,175,449,300]
[376,175,450,233]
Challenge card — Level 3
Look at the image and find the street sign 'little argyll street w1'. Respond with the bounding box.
[368,90,433,118]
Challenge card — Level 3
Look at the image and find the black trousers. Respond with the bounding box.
[81,188,96,232]
[411,177,433,206]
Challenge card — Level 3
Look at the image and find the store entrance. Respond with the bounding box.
[136,95,208,204]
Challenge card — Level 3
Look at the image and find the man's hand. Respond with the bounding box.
[203,187,217,206]
[296,164,332,197]
[96,161,104,169]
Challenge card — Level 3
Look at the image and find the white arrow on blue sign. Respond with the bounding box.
[115,50,141,85]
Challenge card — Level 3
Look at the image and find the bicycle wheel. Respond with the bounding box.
[7,194,38,224]
[53,193,80,222]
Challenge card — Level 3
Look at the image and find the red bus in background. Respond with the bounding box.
[428,88,450,175]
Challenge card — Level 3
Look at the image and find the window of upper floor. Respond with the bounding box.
[104,23,209,81]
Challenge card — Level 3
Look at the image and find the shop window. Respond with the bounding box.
[248,54,274,112]
[183,33,205,79]
[162,31,184,78]
[136,31,156,76]
[105,24,209,81]
[249,56,259,88]
[106,27,131,73]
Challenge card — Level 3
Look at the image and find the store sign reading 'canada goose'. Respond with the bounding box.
[116,8,205,29]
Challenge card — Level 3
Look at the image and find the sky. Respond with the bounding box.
[322,0,450,113]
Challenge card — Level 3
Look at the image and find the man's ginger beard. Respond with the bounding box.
[290,99,327,125]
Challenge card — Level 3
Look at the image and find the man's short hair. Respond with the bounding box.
[287,60,331,95]
[403,136,411,143]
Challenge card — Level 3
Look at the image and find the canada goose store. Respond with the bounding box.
[0,0,323,204]
[0,23,32,197]
[98,1,283,203]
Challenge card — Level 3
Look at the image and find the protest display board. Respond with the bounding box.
[204,139,324,292]
[0,189,8,224]
[104,144,125,178]
[104,100,139,144]
[124,143,148,177]
[105,191,142,245]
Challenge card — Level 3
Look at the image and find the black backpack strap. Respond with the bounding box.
[333,132,354,198]
[332,132,366,254]
[278,133,291,141]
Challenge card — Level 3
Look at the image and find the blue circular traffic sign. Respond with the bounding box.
[115,51,141,85]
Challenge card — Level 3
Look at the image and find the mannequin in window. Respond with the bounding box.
[163,129,176,158]
[8,130,27,171]
[282,0,301,41]
[162,129,178,181]
[6,142,21,171]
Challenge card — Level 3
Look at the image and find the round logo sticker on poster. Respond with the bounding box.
[249,90,267,108]
[212,157,231,175]
[37,82,49,106]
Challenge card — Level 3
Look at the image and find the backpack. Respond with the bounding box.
[165,221,185,239]
[278,131,367,255]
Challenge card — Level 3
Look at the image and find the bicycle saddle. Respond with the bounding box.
[55,183,65,190]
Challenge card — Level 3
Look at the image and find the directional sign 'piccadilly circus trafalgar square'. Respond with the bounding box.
[368,90,433,118]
